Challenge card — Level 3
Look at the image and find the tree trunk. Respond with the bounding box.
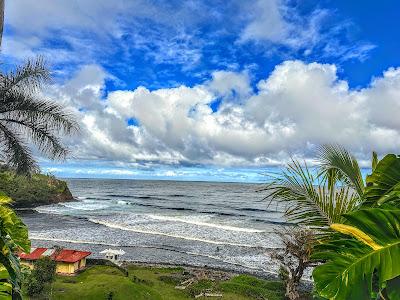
[0,0,4,48]
[286,278,300,300]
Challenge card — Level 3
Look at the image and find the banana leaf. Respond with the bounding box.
[312,208,400,300]
[363,154,400,207]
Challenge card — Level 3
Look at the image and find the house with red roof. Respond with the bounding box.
[19,247,91,275]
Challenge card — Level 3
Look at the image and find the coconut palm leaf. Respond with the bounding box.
[263,159,359,231]
[317,144,364,197]
[0,58,79,174]
[363,154,400,208]
[312,208,400,300]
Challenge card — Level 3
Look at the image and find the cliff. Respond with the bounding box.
[0,168,74,208]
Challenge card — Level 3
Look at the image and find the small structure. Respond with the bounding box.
[19,247,91,275]
[100,249,125,265]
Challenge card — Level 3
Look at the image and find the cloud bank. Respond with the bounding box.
[46,60,400,169]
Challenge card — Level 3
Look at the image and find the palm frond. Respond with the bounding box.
[263,159,359,231]
[0,57,79,174]
[0,122,39,174]
[317,144,364,197]
[0,116,69,159]
[0,57,50,95]
[0,93,79,134]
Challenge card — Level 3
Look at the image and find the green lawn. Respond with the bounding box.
[26,264,286,299]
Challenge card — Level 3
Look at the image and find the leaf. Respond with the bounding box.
[372,151,378,171]
[0,194,11,206]
[363,154,400,207]
[386,276,400,300]
[0,282,12,300]
[312,208,400,300]
[317,144,364,197]
[263,159,359,231]
[330,223,382,250]
[0,206,30,252]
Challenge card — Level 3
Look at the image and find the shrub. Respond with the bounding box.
[270,227,316,300]
[32,256,57,284]
[26,276,44,296]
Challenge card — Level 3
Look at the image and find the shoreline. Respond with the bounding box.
[19,209,279,278]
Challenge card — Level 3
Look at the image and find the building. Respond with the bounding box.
[19,247,91,275]
[100,248,125,265]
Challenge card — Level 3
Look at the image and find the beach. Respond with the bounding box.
[19,179,288,277]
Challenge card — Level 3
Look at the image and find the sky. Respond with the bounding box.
[2,0,400,182]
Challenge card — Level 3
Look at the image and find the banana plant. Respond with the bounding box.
[0,193,30,299]
[312,208,400,300]
[363,154,400,208]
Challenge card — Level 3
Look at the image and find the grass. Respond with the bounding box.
[25,264,287,299]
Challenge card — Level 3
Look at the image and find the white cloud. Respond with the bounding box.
[240,0,292,44]
[45,60,400,168]
[239,0,375,60]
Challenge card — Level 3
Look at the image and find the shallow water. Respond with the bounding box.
[21,179,288,275]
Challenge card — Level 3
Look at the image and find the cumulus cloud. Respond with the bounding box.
[45,60,400,168]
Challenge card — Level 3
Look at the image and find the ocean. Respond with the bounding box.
[20,179,288,276]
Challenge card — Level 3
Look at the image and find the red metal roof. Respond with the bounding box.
[53,249,91,263]
[19,248,91,263]
[19,248,48,260]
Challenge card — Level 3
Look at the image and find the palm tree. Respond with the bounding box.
[263,144,365,231]
[0,58,79,174]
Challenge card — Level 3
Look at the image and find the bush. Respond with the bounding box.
[26,276,44,296]
[186,279,216,297]
[270,227,316,300]
[25,257,57,296]
[158,274,183,285]
[33,256,57,283]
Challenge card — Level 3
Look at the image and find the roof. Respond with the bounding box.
[53,249,91,263]
[100,249,125,255]
[19,248,91,263]
[19,248,48,260]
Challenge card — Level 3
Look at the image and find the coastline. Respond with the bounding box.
[18,208,281,279]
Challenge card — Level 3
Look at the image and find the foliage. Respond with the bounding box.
[26,256,56,297]
[363,154,400,208]
[317,144,365,197]
[43,264,286,300]
[219,275,285,300]
[264,145,400,299]
[270,227,316,300]
[263,159,359,231]
[0,166,72,207]
[25,276,43,297]
[33,256,56,283]
[0,57,79,174]
[312,208,400,300]
[0,193,30,299]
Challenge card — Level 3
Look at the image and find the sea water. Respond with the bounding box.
[21,179,288,275]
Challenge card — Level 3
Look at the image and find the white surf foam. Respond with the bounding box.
[89,218,257,248]
[29,235,120,247]
[146,214,264,233]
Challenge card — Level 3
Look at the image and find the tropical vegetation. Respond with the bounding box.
[265,144,400,299]
[0,165,73,207]
[0,58,78,174]
[0,56,78,298]
[23,264,288,300]
[0,193,30,299]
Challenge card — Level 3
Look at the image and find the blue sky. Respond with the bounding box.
[2,0,400,181]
